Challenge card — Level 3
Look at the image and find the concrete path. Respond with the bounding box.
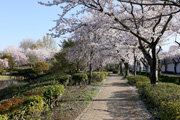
[76,74,152,120]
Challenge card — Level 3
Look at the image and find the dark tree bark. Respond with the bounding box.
[165,65,168,73]
[139,62,142,72]
[133,49,137,76]
[119,62,124,76]
[172,59,180,74]
[88,63,92,84]
[158,59,162,77]
[149,46,158,84]
[124,63,129,78]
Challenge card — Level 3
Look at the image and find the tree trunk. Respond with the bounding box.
[165,65,167,73]
[158,59,161,77]
[145,65,148,75]
[134,56,137,76]
[119,62,124,76]
[88,63,92,84]
[139,62,142,72]
[124,63,129,78]
[174,63,177,74]
[150,46,158,84]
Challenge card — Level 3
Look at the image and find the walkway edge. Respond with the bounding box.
[75,78,107,120]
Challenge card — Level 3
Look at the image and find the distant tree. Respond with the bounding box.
[29,39,44,49]
[51,39,76,74]
[26,47,56,62]
[42,35,57,50]
[1,46,28,69]
[32,62,50,75]
[28,55,39,67]
[0,59,8,69]
[19,39,35,50]
[1,54,14,69]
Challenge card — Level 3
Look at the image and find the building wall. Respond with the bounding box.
[161,63,180,73]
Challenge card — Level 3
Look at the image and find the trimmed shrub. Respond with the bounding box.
[0,96,46,119]
[126,75,180,119]
[0,83,27,101]
[0,98,24,114]
[137,83,180,119]
[112,69,119,74]
[0,70,6,75]
[32,62,50,75]
[11,95,47,120]
[159,75,180,83]
[126,75,150,85]
[92,72,108,82]
[0,115,8,120]
[31,85,65,109]
[54,74,71,86]
[72,73,88,85]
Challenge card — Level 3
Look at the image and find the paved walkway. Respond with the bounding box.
[76,74,152,120]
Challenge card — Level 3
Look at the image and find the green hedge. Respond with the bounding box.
[1,95,47,120]
[92,72,108,82]
[0,73,67,119]
[127,75,180,119]
[138,83,180,119]
[23,85,65,109]
[72,73,88,85]
[0,83,27,101]
[112,69,119,74]
[126,75,150,85]
[159,75,180,84]
[54,74,71,86]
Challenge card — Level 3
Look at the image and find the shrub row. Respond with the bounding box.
[127,75,180,119]
[136,71,180,84]
[92,72,108,82]
[0,69,6,75]
[72,72,109,85]
[112,69,119,74]
[0,95,47,119]
[0,84,65,119]
[159,75,180,84]
[126,75,150,85]
[72,73,88,85]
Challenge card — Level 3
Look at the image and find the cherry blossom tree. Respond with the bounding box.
[39,0,180,84]
[1,46,28,67]
[26,47,57,63]
[159,51,172,73]
[0,59,8,69]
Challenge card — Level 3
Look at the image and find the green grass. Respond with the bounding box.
[0,75,15,79]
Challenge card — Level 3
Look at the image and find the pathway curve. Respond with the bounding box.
[76,74,152,120]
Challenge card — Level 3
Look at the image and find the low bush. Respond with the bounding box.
[0,83,27,101]
[10,95,47,120]
[127,75,180,119]
[42,85,65,109]
[32,62,50,75]
[72,73,88,85]
[112,69,119,74]
[0,70,6,75]
[92,72,108,82]
[0,98,24,114]
[138,83,180,119]
[159,75,180,84]
[25,85,65,110]
[126,75,150,85]
[54,74,71,86]
[0,114,8,120]
[0,95,47,120]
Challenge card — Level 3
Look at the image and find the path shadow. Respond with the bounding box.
[104,81,153,120]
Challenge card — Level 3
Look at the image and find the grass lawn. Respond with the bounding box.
[0,75,15,79]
